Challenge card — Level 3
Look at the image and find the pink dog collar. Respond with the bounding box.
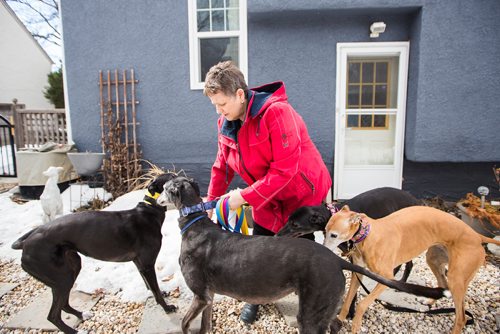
[350,216,371,243]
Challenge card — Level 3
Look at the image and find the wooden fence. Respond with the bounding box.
[11,100,67,149]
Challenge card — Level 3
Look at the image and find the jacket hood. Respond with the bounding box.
[247,81,286,118]
[221,81,287,141]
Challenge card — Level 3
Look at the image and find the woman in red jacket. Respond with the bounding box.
[204,61,332,323]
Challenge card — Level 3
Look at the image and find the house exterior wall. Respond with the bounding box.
[0,1,53,108]
[60,0,500,196]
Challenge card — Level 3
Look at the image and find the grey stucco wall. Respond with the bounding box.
[405,0,500,161]
[61,0,500,193]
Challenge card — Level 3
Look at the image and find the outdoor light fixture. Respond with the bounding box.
[477,186,489,208]
[370,21,386,38]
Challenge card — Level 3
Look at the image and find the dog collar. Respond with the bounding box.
[180,200,218,217]
[143,191,164,208]
[145,190,160,199]
[350,215,371,244]
[326,202,340,215]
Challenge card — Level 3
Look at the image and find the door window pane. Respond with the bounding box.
[362,63,374,83]
[347,115,359,127]
[374,85,387,106]
[361,86,373,106]
[200,37,239,82]
[348,63,360,83]
[348,85,360,107]
[344,114,396,165]
[374,115,387,128]
[375,62,388,83]
[360,115,372,127]
[346,57,398,129]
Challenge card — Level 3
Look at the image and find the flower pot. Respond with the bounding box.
[67,152,105,176]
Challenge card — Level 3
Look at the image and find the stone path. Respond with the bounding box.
[1,283,426,333]
[3,289,99,331]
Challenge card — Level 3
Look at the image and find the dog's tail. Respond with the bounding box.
[11,228,38,250]
[340,258,450,300]
[480,235,500,246]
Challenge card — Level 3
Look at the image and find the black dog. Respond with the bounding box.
[157,176,446,334]
[278,187,420,280]
[11,173,178,334]
[278,187,420,239]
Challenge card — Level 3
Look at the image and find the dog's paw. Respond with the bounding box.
[422,297,436,306]
[330,318,344,334]
[165,304,177,313]
[82,311,93,320]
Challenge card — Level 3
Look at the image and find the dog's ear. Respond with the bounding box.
[341,205,350,212]
[349,213,363,225]
[188,178,201,196]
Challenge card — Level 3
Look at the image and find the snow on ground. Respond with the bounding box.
[0,185,191,302]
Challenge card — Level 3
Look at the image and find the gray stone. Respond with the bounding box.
[138,297,201,334]
[0,282,18,298]
[4,289,99,331]
[275,293,298,328]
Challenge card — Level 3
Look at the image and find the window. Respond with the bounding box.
[188,0,248,90]
[346,60,392,129]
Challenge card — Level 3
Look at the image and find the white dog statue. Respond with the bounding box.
[40,166,64,223]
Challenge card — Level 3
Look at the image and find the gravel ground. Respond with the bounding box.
[1,252,498,334]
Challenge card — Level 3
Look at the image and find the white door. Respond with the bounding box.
[334,42,410,200]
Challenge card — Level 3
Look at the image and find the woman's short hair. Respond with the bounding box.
[203,61,248,96]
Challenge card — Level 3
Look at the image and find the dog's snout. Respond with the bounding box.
[157,192,169,206]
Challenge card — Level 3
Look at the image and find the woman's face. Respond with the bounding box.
[208,89,246,121]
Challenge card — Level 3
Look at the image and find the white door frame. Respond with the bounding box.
[334,42,410,200]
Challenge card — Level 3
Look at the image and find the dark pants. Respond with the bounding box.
[253,223,315,241]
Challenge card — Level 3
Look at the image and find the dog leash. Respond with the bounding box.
[215,197,249,235]
[180,214,207,235]
[354,273,474,326]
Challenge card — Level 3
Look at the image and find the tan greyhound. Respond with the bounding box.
[323,205,500,334]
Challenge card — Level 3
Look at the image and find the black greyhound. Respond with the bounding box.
[277,187,451,319]
[157,176,447,334]
[11,173,178,334]
[277,187,421,282]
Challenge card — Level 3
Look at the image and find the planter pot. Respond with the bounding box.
[67,152,105,176]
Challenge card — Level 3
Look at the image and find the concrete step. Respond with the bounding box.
[4,289,100,331]
[138,297,201,334]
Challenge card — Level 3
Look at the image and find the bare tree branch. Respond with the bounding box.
[6,0,61,46]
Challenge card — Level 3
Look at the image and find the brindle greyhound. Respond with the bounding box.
[11,173,178,334]
[157,175,447,334]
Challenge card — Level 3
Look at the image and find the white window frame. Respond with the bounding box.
[188,0,248,90]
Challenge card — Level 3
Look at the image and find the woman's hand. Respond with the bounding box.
[227,189,246,210]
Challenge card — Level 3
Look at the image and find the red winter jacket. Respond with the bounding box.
[207,81,332,233]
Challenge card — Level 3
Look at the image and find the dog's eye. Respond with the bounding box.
[330,233,338,238]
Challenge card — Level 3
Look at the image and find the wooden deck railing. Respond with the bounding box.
[12,100,68,149]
